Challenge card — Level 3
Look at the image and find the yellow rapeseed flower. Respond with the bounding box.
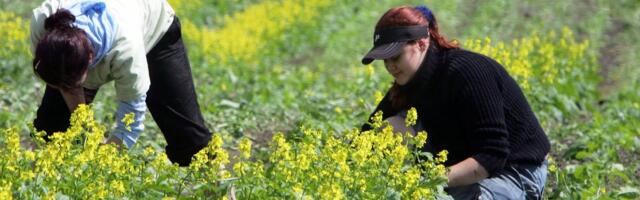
[436,150,448,164]
[121,112,135,132]
[405,107,418,127]
[110,180,126,194]
[182,0,334,66]
[0,182,12,200]
[414,131,428,148]
[374,91,384,104]
[370,111,384,129]
[238,137,252,159]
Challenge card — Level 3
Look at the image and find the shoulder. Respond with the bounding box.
[31,0,77,23]
[444,48,504,82]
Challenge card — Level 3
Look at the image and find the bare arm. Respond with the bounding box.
[385,113,489,187]
[387,116,416,135]
[60,87,86,113]
[59,86,124,147]
[447,157,489,187]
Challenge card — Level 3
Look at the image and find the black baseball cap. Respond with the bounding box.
[361,25,429,65]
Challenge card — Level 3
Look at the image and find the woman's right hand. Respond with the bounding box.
[104,135,124,149]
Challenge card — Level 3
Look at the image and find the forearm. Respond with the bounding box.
[447,157,489,187]
[60,87,86,112]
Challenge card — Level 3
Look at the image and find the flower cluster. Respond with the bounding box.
[0,105,449,199]
[179,0,333,66]
[463,27,593,91]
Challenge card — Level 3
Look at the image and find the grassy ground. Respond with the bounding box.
[1,0,639,198]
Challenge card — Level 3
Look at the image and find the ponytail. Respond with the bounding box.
[34,9,92,92]
[44,9,76,31]
[415,5,459,50]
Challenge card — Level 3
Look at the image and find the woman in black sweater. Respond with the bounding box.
[361,6,550,200]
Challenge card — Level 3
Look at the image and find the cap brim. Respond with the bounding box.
[361,41,406,65]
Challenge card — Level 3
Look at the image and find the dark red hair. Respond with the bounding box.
[33,9,92,92]
[376,6,458,109]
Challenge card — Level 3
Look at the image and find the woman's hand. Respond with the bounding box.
[59,86,86,112]
[387,116,416,135]
[104,135,124,149]
[447,157,489,187]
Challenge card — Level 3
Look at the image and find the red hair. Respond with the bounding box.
[376,6,458,109]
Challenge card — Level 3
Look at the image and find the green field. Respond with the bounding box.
[1,0,639,199]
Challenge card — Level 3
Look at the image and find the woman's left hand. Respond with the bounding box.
[447,157,489,187]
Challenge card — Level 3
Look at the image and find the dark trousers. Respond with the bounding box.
[33,17,212,166]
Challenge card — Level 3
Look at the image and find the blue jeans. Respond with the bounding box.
[443,160,549,200]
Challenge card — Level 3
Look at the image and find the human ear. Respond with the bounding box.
[418,38,429,52]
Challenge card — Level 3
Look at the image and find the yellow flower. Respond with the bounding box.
[319,184,344,200]
[22,150,35,161]
[412,188,432,198]
[293,183,304,194]
[298,143,317,170]
[0,182,12,200]
[110,180,126,194]
[238,137,252,159]
[366,65,375,77]
[463,27,592,91]
[405,107,418,127]
[19,171,35,181]
[220,83,228,91]
[414,131,428,148]
[233,161,247,176]
[95,186,108,199]
[549,163,557,173]
[547,156,558,173]
[436,150,448,163]
[143,146,155,157]
[370,111,384,129]
[121,112,135,132]
[390,145,409,164]
[182,0,334,66]
[0,11,29,58]
[69,104,94,127]
[435,164,447,176]
[166,0,203,17]
[271,133,293,162]
[405,167,421,187]
[374,91,384,104]
[334,107,343,114]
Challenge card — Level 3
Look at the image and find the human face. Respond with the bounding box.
[46,70,88,91]
[383,38,429,85]
[42,53,91,91]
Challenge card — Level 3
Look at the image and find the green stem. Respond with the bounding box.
[176,170,193,199]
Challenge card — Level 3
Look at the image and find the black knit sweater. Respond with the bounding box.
[361,45,550,176]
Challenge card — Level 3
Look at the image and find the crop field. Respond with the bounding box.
[0,0,639,199]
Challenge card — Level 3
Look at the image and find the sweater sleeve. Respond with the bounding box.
[451,56,510,176]
[109,32,150,102]
[112,94,147,148]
